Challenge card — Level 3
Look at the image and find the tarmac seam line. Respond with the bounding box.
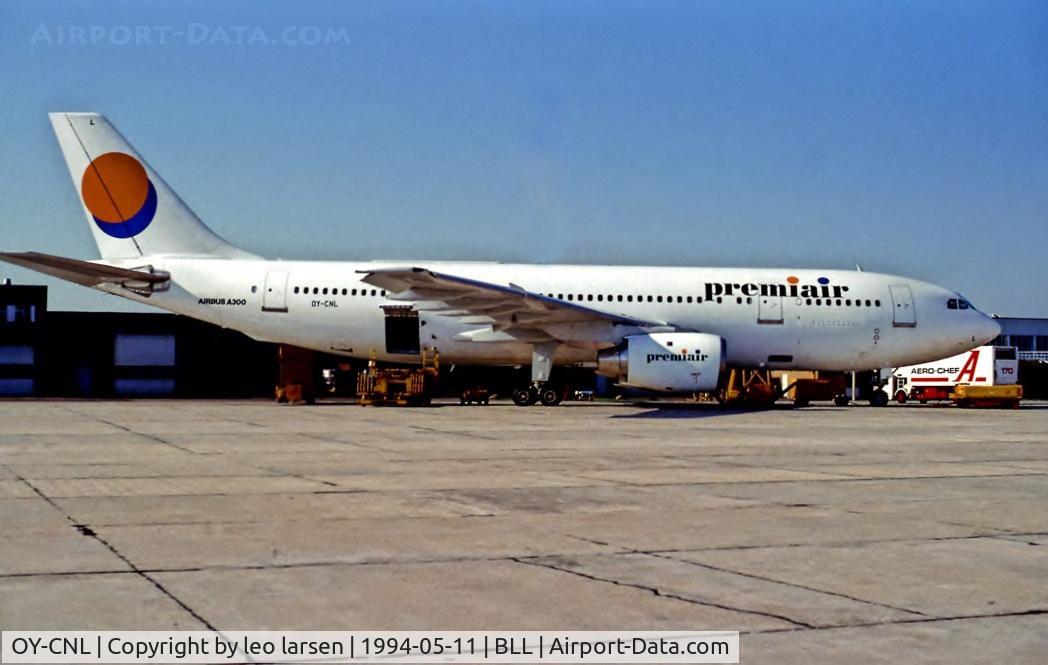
[643,551,928,618]
[510,556,814,629]
[56,405,199,455]
[747,608,1048,636]
[3,464,219,631]
[645,530,1028,555]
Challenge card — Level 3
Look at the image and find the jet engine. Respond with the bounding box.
[596,332,725,392]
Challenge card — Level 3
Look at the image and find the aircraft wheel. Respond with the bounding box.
[869,390,889,407]
[512,387,536,406]
[539,388,562,406]
[833,394,850,407]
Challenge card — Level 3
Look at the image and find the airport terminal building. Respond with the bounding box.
[992,317,1048,361]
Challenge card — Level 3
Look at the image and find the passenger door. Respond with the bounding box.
[262,270,289,312]
[889,285,916,327]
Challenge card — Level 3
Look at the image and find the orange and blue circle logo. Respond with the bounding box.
[81,152,158,238]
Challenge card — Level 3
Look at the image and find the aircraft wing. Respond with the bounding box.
[359,266,669,344]
[0,251,169,290]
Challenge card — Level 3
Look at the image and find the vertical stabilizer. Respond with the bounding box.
[49,112,256,260]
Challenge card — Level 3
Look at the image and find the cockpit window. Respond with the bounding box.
[947,298,971,310]
[947,298,957,309]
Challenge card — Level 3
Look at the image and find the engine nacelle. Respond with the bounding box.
[597,332,724,392]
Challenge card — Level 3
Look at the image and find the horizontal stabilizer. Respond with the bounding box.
[0,251,169,289]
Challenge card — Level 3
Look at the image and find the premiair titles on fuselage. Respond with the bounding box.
[704,280,849,300]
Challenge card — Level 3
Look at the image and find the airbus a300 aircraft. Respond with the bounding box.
[1,113,1000,405]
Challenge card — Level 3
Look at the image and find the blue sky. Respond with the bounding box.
[1,0,1046,315]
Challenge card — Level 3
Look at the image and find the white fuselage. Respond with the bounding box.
[98,258,1000,372]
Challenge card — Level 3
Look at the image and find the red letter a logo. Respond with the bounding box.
[955,350,980,383]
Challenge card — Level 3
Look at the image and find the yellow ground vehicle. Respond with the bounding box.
[356,348,439,406]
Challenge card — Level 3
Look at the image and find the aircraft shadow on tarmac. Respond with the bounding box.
[610,401,797,419]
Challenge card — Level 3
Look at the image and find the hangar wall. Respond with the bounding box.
[0,282,278,397]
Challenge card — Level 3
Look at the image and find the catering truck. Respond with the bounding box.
[886,346,1021,407]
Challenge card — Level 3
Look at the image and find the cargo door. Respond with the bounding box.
[262,270,289,312]
[758,295,784,324]
[383,306,421,355]
[889,285,916,327]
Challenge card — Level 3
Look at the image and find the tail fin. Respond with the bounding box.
[49,112,257,260]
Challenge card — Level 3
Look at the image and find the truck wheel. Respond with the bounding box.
[895,391,907,404]
[869,390,889,407]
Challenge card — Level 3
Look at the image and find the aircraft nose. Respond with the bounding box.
[974,314,1001,346]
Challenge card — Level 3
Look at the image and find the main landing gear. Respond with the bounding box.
[513,341,563,407]
[512,384,562,406]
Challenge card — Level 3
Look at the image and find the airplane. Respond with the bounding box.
[0,113,1001,406]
